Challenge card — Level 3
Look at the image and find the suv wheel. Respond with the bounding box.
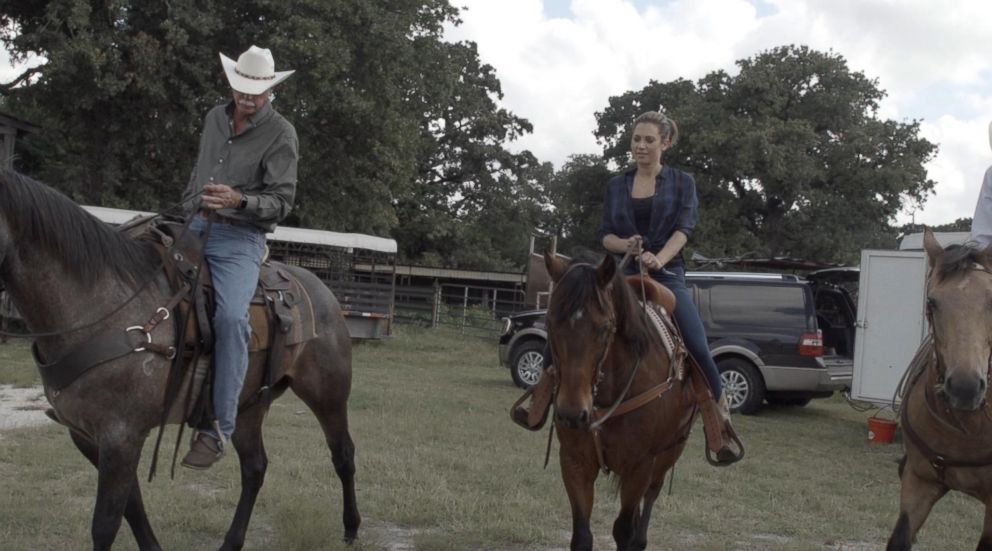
[511,341,545,389]
[718,358,766,415]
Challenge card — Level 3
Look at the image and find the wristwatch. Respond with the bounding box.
[237,194,248,210]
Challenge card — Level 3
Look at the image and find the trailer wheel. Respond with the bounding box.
[718,358,766,414]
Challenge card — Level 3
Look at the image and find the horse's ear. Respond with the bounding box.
[545,250,567,283]
[922,228,943,268]
[596,254,617,288]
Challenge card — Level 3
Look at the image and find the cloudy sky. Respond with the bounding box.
[444,0,992,226]
[2,1,989,226]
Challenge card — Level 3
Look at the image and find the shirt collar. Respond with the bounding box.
[623,165,668,187]
[224,100,274,130]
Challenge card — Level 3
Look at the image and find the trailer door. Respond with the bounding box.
[851,250,928,406]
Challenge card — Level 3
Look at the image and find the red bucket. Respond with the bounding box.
[868,415,897,444]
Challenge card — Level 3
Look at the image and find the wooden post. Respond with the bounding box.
[431,280,441,329]
[461,286,469,333]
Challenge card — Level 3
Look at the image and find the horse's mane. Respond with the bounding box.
[549,259,652,359]
[0,170,160,286]
[935,243,992,283]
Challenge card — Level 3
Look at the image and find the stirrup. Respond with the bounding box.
[510,387,552,431]
[705,424,745,467]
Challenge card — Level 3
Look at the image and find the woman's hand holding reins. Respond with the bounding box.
[639,251,663,272]
[625,235,643,255]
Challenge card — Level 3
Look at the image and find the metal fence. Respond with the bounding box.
[394,282,529,338]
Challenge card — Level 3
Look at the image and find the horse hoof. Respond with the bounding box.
[343,532,358,544]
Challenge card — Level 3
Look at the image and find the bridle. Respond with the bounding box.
[923,262,992,390]
[902,261,992,478]
[546,262,624,418]
[544,255,688,473]
[0,200,204,340]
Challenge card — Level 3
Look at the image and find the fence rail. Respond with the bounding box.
[393,282,530,337]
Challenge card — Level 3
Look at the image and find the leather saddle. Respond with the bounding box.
[133,217,319,425]
[137,218,317,355]
[624,275,677,314]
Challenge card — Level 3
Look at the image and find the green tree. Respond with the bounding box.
[1,0,547,270]
[898,217,972,238]
[543,154,612,256]
[595,45,937,264]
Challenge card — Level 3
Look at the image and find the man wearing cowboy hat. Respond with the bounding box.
[179,45,298,470]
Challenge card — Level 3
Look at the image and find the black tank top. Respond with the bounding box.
[632,196,652,237]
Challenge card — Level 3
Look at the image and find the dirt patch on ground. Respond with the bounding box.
[0,385,51,432]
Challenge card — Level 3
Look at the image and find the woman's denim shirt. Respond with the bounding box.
[597,166,698,269]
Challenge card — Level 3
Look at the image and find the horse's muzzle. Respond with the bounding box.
[555,407,590,429]
[943,372,988,411]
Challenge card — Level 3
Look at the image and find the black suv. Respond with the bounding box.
[498,272,854,414]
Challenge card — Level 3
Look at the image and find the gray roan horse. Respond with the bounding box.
[888,229,992,550]
[0,170,359,550]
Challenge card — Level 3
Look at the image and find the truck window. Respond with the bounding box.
[708,284,807,328]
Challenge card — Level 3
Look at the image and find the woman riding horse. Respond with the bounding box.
[514,111,743,466]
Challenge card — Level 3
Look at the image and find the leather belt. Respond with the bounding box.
[199,210,258,230]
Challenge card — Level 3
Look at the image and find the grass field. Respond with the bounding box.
[0,326,984,550]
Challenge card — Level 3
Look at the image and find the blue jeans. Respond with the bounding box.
[650,265,723,397]
[191,216,266,442]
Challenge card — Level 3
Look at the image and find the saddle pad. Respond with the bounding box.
[640,301,684,381]
[247,264,319,352]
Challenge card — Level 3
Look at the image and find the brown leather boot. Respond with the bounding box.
[712,391,745,465]
[690,370,744,466]
[181,432,225,470]
[510,366,556,431]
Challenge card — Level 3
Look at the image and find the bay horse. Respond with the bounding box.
[0,170,359,550]
[887,229,992,550]
[544,252,698,551]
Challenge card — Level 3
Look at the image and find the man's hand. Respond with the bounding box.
[201,183,242,210]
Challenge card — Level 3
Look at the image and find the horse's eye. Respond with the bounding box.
[927,297,937,312]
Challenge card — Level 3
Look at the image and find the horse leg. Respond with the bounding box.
[886,467,947,551]
[613,464,652,551]
[68,430,161,551]
[559,439,598,551]
[220,404,269,551]
[292,376,361,543]
[633,468,669,551]
[90,432,145,551]
[978,501,992,551]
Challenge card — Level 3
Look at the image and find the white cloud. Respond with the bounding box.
[0,48,45,87]
[444,0,992,225]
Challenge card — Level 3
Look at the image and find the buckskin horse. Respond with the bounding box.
[887,229,992,551]
[543,252,699,551]
[0,170,359,550]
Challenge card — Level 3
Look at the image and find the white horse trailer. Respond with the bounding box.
[851,232,969,406]
[77,206,397,339]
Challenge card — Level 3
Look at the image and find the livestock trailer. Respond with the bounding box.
[851,232,969,406]
[79,206,397,339]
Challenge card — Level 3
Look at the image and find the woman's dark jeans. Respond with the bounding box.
[652,265,722,396]
[541,264,723,398]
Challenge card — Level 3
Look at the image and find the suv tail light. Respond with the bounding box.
[799,330,824,357]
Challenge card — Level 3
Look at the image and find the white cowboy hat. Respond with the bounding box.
[219,45,295,95]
